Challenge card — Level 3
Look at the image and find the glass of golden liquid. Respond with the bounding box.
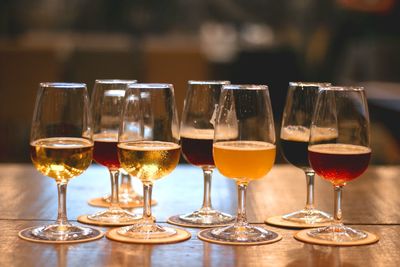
[211,84,279,243]
[117,83,181,239]
[24,82,101,242]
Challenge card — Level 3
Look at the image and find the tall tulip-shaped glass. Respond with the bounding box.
[211,84,279,243]
[307,86,371,242]
[117,84,181,239]
[26,82,99,241]
[87,80,140,224]
[177,80,235,226]
[280,82,332,224]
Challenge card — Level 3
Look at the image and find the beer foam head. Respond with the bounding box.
[214,140,275,150]
[180,128,215,139]
[281,125,310,142]
[309,143,371,154]
[118,141,180,151]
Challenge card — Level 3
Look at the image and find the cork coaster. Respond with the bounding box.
[18,227,103,244]
[167,215,234,228]
[88,197,157,209]
[106,227,191,244]
[265,216,332,229]
[77,215,140,227]
[197,228,282,246]
[294,229,379,246]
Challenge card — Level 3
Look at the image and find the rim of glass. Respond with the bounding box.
[222,84,268,90]
[319,86,365,91]
[40,82,86,88]
[289,82,331,87]
[127,83,173,89]
[95,79,137,84]
[188,80,230,85]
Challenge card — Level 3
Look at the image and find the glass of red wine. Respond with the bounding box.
[280,82,333,224]
[306,86,371,242]
[87,80,140,224]
[175,81,235,226]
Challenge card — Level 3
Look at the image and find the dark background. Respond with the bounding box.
[0,0,399,164]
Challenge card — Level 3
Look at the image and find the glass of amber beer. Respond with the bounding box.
[280,82,332,224]
[26,83,99,241]
[211,84,279,242]
[117,83,181,239]
[177,80,234,226]
[307,86,371,242]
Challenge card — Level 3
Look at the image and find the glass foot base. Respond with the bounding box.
[117,223,177,239]
[211,223,277,242]
[179,209,235,225]
[307,224,368,242]
[88,209,140,223]
[282,208,333,224]
[28,224,98,241]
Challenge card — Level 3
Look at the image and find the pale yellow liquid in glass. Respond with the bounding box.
[213,141,276,184]
[30,137,93,183]
[118,141,180,183]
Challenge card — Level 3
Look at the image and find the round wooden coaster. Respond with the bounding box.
[294,229,379,246]
[106,227,191,244]
[77,215,140,227]
[18,227,103,244]
[88,197,157,209]
[265,216,332,229]
[197,228,282,246]
[167,215,234,228]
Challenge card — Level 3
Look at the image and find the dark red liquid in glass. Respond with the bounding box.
[181,137,214,167]
[93,140,120,170]
[309,145,371,186]
[281,139,310,170]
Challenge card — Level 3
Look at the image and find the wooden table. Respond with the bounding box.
[0,163,399,266]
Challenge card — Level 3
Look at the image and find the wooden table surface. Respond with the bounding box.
[0,163,399,266]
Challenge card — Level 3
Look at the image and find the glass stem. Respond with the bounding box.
[200,168,213,212]
[56,183,69,226]
[333,185,343,225]
[305,171,315,210]
[236,183,248,226]
[143,182,154,223]
[109,170,120,209]
[120,172,132,194]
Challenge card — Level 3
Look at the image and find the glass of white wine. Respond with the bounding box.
[117,83,181,239]
[23,82,101,242]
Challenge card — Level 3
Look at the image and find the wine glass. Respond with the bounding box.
[306,86,371,242]
[211,84,279,243]
[280,82,332,224]
[174,80,234,226]
[24,82,100,242]
[117,83,181,239]
[87,79,140,224]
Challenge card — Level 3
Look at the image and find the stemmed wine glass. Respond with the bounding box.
[86,80,140,224]
[117,83,181,239]
[279,82,332,224]
[305,86,372,242]
[172,80,234,226]
[209,84,280,243]
[21,82,101,242]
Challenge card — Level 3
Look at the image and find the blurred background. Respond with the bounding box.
[0,0,399,164]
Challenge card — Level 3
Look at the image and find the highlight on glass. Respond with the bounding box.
[176,80,235,226]
[117,83,181,239]
[306,86,371,242]
[280,82,333,224]
[87,79,140,224]
[210,84,280,243]
[25,82,100,241]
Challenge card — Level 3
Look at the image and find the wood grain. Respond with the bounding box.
[0,163,399,266]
